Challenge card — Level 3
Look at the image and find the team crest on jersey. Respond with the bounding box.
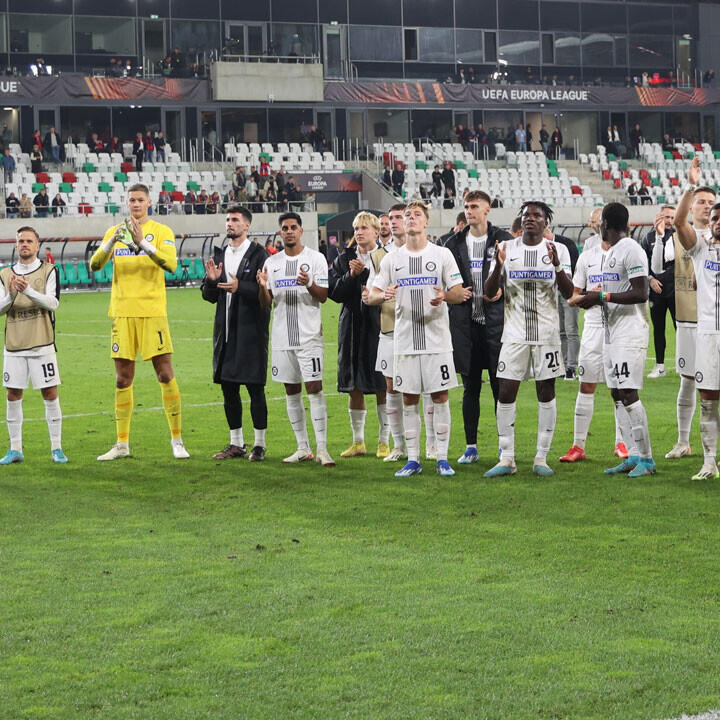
[425,261,436,272]
[395,375,402,387]
[381,360,387,370]
[541,254,552,264]
[300,263,310,273]
[272,366,278,376]
[696,371,704,383]
[3,372,8,382]
[144,234,154,243]
[609,258,617,268]
[112,343,119,352]
[497,361,506,372]
[577,365,585,376]
[679,357,686,368]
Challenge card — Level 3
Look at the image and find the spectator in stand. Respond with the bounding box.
[627,179,639,206]
[605,125,620,156]
[19,193,32,219]
[31,129,42,154]
[613,125,626,156]
[526,123,533,151]
[171,48,185,77]
[155,131,166,163]
[514,123,526,151]
[207,191,221,214]
[246,175,259,205]
[184,189,196,214]
[143,131,154,163]
[391,165,405,196]
[264,238,277,255]
[431,164,443,197]
[107,58,120,77]
[33,187,49,218]
[441,161,456,196]
[637,183,652,205]
[160,56,173,77]
[704,68,715,87]
[5,192,19,218]
[195,190,209,215]
[642,72,649,87]
[90,132,105,154]
[443,189,456,209]
[275,168,285,194]
[133,132,144,171]
[491,194,503,208]
[223,188,239,211]
[51,192,66,217]
[457,68,467,84]
[662,133,675,152]
[44,126,61,164]
[381,165,392,190]
[304,193,316,212]
[549,126,563,159]
[455,124,471,151]
[468,66,477,83]
[232,166,246,192]
[1,148,15,183]
[30,144,43,174]
[249,165,260,186]
[158,189,172,215]
[629,123,643,158]
[475,123,487,154]
[45,248,55,263]
[540,124,550,156]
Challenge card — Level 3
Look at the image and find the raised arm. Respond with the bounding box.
[484,241,506,299]
[675,157,701,251]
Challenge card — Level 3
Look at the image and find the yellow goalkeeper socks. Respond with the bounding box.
[161,377,182,439]
[115,385,133,444]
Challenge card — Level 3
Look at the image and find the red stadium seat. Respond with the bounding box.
[171,190,184,202]
[602,170,610,180]
[36,172,50,184]
[121,161,134,173]
[672,151,682,159]
[571,185,582,194]
[78,202,92,215]
[670,177,679,186]
[62,172,76,184]
[622,170,629,178]
[613,178,621,188]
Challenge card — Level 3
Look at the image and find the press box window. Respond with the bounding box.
[404,28,418,61]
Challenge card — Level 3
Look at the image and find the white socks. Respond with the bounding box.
[6,399,22,452]
[44,398,62,451]
[536,399,557,461]
[625,399,652,459]
[677,375,696,444]
[308,392,328,452]
[422,393,435,447]
[497,401,516,461]
[700,398,719,465]
[433,400,451,462]
[349,408,366,444]
[403,403,421,462]
[376,402,389,445]
[386,391,405,449]
[573,392,594,450]
[286,393,309,451]
[614,400,635,455]
[230,427,243,447]
[254,428,266,448]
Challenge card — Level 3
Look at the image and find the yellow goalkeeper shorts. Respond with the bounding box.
[110,317,174,361]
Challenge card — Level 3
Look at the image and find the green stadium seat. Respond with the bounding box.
[454,161,465,170]
[76,262,92,285]
[82,163,96,173]
[193,257,205,278]
[652,177,660,187]
[657,195,666,204]
[32,182,45,193]
[105,203,120,215]
[63,262,79,286]
[618,161,628,171]
[187,181,199,191]
[182,258,200,280]
[415,161,427,169]
[57,264,68,286]
[715,151,720,160]
[468,169,478,178]
[664,151,674,160]
[93,267,107,284]
[114,172,128,183]
[98,182,112,192]
[105,262,114,282]
[59,182,72,193]
[607,153,616,162]
[162,181,175,191]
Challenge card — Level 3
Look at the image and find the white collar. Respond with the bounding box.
[227,238,250,254]
[14,258,41,274]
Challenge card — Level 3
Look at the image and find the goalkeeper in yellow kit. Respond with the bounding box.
[90,183,189,460]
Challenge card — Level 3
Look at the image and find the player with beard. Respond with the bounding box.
[378,213,393,250]
[569,202,655,477]
[258,212,334,466]
[368,201,471,477]
[202,206,270,461]
[655,159,715,460]
[483,201,574,477]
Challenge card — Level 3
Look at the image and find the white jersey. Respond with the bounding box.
[600,237,649,347]
[494,237,572,345]
[373,241,462,355]
[263,246,328,351]
[573,243,605,328]
[688,234,720,335]
[466,230,487,323]
[584,233,602,252]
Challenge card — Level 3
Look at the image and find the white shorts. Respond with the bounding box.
[271,343,324,384]
[603,342,647,390]
[375,333,394,379]
[577,325,605,384]
[496,343,565,382]
[676,324,696,376]
[694,332,720,390]
[3,351,61,390]
[394,352,458,395]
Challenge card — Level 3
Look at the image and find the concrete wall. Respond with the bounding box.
[211,62,324,103]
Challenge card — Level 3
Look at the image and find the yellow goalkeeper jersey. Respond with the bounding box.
[91,218,178,318]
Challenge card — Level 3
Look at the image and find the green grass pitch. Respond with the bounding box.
[1,289,719,720]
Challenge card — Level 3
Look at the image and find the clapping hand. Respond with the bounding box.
[430,286,446,306]
[205,258,223,282]
[688,156,701,186]
[218,272,238,293]
[348,258,365,277]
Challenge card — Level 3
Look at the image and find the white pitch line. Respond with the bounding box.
[657,711,720,720]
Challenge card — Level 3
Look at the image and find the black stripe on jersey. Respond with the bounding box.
[410,288,426,351]
[409,255,422,276]
[716,272,720,332]
[523,249,538,342]
[284,259,300,347]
